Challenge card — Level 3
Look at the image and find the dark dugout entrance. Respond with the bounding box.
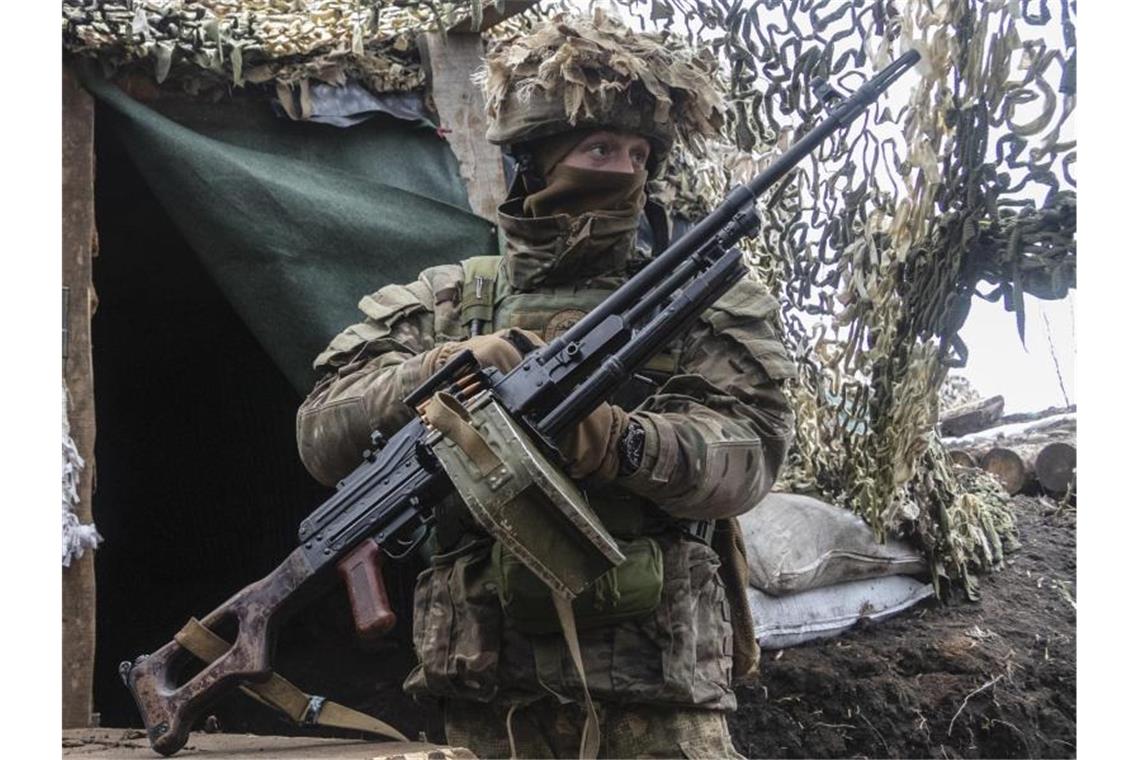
[85,80,494,739]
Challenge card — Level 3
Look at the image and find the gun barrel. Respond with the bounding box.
[539,249,747,436]
[622,242,710,328]
[744,49,920,199]
[543,50,919,366]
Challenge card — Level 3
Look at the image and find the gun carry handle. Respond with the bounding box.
[122,548,314,756]
[336,539,397,644]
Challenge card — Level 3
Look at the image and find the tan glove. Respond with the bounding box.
[416,329,541,381]
[417,329,627,481]
[559,402,629,481]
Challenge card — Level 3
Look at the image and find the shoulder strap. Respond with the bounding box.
[459,256,503,336]
[175,618,409,742]
[552,593,601,760]
[712,517,760,683]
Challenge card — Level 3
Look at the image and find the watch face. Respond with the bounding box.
[620,420,647,475]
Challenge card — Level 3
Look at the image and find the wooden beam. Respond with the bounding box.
[447,0,540,34]
[939,394,1004,437]
[62,62,99,729]
[62,730,479,758]
[941,412,1076,451]
[421,31,506,223]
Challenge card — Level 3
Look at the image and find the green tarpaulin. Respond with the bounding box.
[84,73,498,394]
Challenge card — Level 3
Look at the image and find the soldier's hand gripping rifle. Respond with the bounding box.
[120,50,919,756]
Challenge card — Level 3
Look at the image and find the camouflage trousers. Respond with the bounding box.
[442,697,744,759]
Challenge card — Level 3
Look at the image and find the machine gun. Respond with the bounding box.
[120,50,919,756]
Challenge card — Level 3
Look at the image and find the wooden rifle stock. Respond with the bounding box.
[121,549,316,756]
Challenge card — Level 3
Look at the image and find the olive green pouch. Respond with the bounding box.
[426,390,626,601]
[493,536,664,635]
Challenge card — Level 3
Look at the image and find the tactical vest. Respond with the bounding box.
[407,256,776,705]
[459,254,681,390]
[453,254,680,539]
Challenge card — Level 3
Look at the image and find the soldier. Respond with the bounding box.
[297,11,795,759]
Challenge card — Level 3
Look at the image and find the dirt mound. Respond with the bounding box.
[728,495,1076,758]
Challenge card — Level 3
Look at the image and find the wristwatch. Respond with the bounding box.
[618,419,646,476]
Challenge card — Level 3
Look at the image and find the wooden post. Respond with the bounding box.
[421,30,505,223]
[420,2,540,222]
[62,62,99,729]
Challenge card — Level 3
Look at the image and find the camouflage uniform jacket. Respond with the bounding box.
[297,200,796,712]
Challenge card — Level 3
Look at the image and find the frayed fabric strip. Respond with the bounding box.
[63,383,101,567]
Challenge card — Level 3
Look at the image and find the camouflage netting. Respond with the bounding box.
[61,0,501,99]
[64,1,1076,597]
[594,0,1075,598]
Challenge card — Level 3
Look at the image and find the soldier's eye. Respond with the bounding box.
[587,142,611,158]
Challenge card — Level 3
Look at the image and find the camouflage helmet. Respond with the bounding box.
[478,9,726,167]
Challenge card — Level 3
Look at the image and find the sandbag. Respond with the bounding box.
[740,492,927,595]
[748,576,935,649]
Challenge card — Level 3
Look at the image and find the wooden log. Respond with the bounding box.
[420,31,505,223]
[1036,442,1077,495]
[998,404,1076,427]
[62,63,99,729]
[948,449,977,468]
[981,447,1031,495]
[942,412,1076,452]
[940,395,1004,437]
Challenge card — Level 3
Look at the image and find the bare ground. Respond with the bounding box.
[727,494,1077,759]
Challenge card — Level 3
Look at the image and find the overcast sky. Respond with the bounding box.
[954,292,1075,412]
